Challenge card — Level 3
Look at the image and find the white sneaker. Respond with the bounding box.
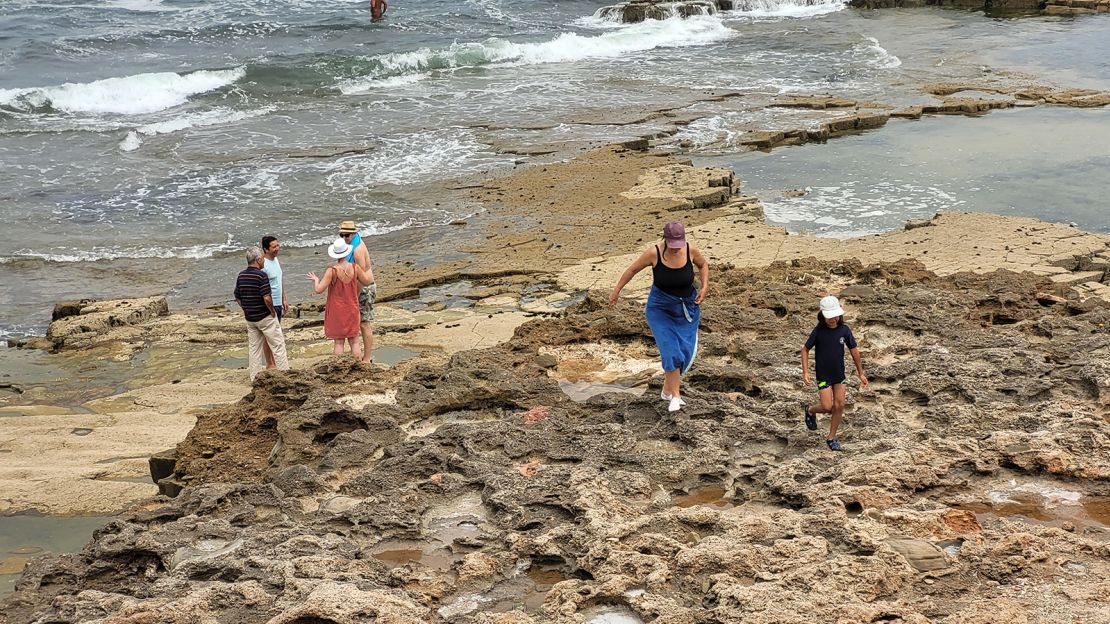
[668,396,686,412]
[661,389,673,401]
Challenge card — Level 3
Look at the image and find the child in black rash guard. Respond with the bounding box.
[801,296,868,451]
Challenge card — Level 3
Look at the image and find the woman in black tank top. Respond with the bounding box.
[652,243,695,297]
[609,221,710,413]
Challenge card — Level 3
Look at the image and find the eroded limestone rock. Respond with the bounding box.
[5,260,1110,623]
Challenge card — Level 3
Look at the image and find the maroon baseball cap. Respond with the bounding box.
[663,221,686,248]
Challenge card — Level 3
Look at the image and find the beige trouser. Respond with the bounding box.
[246,315,289,380]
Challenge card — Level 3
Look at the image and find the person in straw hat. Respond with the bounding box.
[337,220,377,363]
[307,237,374,359]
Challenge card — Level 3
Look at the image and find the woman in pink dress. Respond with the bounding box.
[307,238,375,358]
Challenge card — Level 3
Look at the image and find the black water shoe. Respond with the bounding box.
[803,403,816,431]
[826,438,843,452]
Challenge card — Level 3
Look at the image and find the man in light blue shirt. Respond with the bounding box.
[260,235,287,368]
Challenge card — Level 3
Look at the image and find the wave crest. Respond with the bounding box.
[342,16,734,92]
[0,67,246,116]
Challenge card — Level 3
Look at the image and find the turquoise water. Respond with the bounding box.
[0,514,111,598]
[699,107,1110,237]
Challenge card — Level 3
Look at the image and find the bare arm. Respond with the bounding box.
[801,346,812,386]
[850,347,868,387]
[263,294,276,317]
[355,264,374,287]
[690,243,709,305]
[307,267,334,294]
[608,247,656,306]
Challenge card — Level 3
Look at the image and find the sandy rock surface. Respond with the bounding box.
[3,257,1108,623]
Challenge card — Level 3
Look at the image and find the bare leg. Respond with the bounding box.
[809,386,834,415]
[333,339,344,356]
[360,322,373,363]
[829,384,847,440]
[664,369,681,399]
[350,337,363,361]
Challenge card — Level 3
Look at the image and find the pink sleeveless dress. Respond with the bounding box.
[324,265,360,339]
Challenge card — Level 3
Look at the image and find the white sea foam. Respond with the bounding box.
[726,0,847,18]
[762,180,965,237]
[340,73,428,94]
[324,128,509,188]
[283,220,417,249]
[668,109,841,153]
[6,235,238,263]
[136,106,273,135]
[0,67,246,115]
[119,130,143,151]
[118,106,274,149]
[103,0,174,11]
[857,36,901,69]
[348,16,734,87]
[468,0,507,22]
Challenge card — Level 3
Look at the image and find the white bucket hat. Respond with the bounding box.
[820,295,845,319]
[327,237,351,259]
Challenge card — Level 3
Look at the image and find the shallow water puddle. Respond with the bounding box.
[0,514,112,598]
[673,485,732,509]
[372,345,418,366]
[371,542,456,571]
[958,485,1110,535]
[581,605,645,624]
[557,379,645,403]
[375,492,490,570]
[478,563,571,614]
[440,559,571,616]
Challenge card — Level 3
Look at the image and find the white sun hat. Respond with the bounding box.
[820,295,845,318]
[327,237,351,259]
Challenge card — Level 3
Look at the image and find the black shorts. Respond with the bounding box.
[816,378,845,390]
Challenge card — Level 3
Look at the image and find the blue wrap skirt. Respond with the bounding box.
[645,285,700,374]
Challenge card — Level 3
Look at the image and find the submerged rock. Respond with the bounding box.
[594,0,733,23]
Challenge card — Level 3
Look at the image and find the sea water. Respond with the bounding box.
[2,1,1109,336]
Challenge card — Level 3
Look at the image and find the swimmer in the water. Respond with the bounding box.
[371,0,388,20]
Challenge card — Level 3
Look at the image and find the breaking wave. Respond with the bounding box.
[0,67,246,115]
[118,106,274,151]
[856,36,901,69]
[727,0,848,18]
[342,16,734,90]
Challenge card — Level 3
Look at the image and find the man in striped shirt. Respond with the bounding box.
[234,246,289,380]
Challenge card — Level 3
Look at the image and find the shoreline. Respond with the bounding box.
[2,71,1109,338]
[2,139,1108,518]
[1,136,1109,623]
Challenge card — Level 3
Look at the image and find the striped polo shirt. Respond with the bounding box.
[234,267,272,322]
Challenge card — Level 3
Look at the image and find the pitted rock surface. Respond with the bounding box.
[3,260,1109,624]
